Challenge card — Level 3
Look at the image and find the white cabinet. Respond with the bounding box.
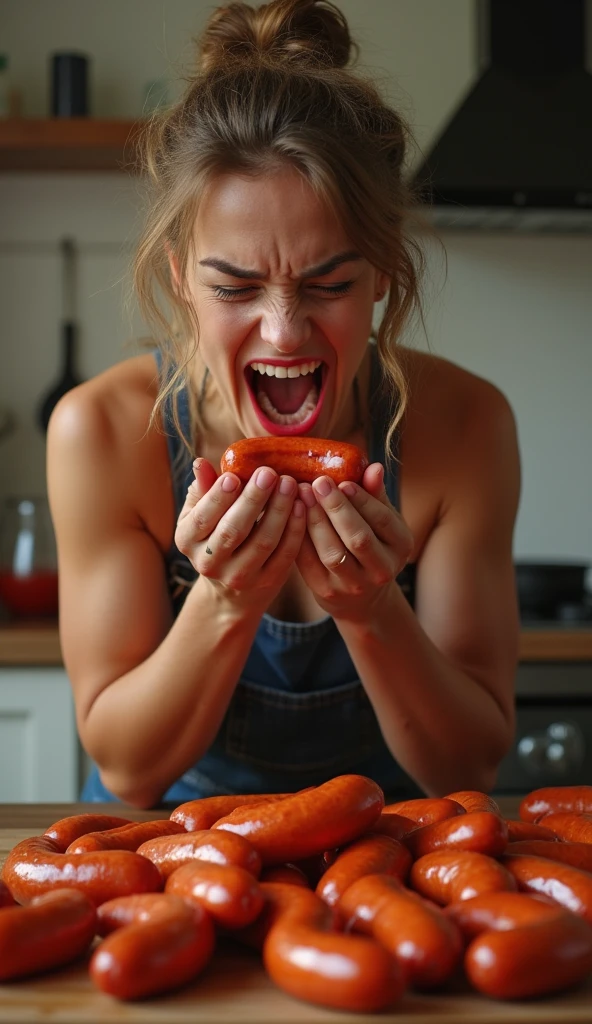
[0,668,78,801]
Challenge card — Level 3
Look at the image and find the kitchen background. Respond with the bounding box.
[0,0,591,801]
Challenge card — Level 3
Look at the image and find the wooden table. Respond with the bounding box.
[0,801,591,1023]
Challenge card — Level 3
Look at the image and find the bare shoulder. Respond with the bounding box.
[400,346,518,468]
[47,352,159,456]
[47,352,173,550]
[396,347,520,551]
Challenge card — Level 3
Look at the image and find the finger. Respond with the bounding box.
[178,458,219,521]
[257,497,307,581]
[208,477,302,586]
[295,527,334,590]
[305,478,362,572]
[337,479,414,557]
[175,469,241,557]
[361,462,389,503]
[197,467,280,568]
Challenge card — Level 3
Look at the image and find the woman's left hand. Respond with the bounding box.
[295,463,414,623]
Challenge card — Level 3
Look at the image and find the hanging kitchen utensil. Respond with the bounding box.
[37,236,84,433]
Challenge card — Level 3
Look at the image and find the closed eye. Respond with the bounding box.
[212,281,354,300]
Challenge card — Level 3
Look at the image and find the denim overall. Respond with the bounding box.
[81,343,421,805]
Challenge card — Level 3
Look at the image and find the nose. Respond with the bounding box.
[258,296,311,354]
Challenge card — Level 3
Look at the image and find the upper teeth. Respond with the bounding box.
[250,359,321,379]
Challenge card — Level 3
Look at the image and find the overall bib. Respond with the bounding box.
[81,343,421,805]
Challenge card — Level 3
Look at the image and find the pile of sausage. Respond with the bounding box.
[1,775,592,1011]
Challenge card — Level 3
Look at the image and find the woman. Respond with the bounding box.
[47,0,520,809]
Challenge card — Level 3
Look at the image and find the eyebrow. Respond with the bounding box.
[198,250,362,280]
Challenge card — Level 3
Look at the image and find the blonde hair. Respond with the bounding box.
[134,0,425,461]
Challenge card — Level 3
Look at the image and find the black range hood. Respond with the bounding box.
[412,0,592,231]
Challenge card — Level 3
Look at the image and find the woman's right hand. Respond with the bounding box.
[174,458,306,609]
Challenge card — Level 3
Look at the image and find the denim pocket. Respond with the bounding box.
[225,677,383,773]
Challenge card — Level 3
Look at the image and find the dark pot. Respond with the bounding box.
[514,561,589,618]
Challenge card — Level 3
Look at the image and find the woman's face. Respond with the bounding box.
[183,166,388,440]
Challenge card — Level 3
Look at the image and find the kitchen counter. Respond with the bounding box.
[2,621,592,665]
[0,800,591,1023]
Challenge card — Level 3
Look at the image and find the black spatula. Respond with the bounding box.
[37,237,84,433]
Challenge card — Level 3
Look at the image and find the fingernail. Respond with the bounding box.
[341,482,356,497]
[313,476,332,498]
[279,476,295,496]
[292,499,305,518]
[222,474,239,492]
[193,457,204,474]
[299,485,316,508]
[256,468,276,489]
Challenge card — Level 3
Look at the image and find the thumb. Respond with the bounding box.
[362,462,390,505]
[179,457,218,519]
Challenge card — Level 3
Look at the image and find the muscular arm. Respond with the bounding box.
[336,384,520,796]
[47,382,262,808]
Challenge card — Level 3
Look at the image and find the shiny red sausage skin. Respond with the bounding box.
[67,819,185,853]
[43,814,133,849]
[444,791,502,816]
[165,862,264,929]
[383,798,465,825]
[170,793,296,832]
[502,853,592,926]
[212,774,384,866]
[339,873,463,990]
[445,891,560,940]
[465,910,592,999]
[260,882,405,1012]
[90,894,215,1000]
[316,834,412,908]
[519,786,592,822]
[536,811,592,844]
[136,828,262,879]
[220,437,368,485]
[410,850,517,905]
[0,888,97,980]
[1,836,163,906]
[404,811,508,860]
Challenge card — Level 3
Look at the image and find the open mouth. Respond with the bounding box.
[245,359,326,435]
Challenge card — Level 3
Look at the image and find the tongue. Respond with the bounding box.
[256,374,312,414]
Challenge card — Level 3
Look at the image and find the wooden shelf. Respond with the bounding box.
[0,118,144,171]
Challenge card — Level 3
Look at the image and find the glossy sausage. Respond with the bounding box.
[1,835,163,906]
[136,829,262,880]
[368,812,419,842]
[260,864,310,887]
[90,893,215,1000]
[465,910,592,999]
[170,792,299,832]
[212,774,384,865]
[260,882,405,1012]
[220,437,368,486]
[502,853,592,926]
[0,880,16,908]
[0,888,97,980]
[506,819,560,843]
[316,834,412,908]
[444,791,502,816]
[519,786,592,822]
[43,814,133,849]
[165,862,264,929]
[382,798,465,825]
[445,890,561,940]
[66,819,185,853]
[535,811,592,844]
[410,850,517,905]
[507,839,592,873]
[404,811,508,860]
[339,873,463,990]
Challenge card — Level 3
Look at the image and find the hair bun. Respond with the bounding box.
[198,0,355,73]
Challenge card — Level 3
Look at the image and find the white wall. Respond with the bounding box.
[1,0,591,566]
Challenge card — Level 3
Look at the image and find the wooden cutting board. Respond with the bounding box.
[0,802,591,1024]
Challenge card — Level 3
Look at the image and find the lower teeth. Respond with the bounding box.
[257,382,319,425]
